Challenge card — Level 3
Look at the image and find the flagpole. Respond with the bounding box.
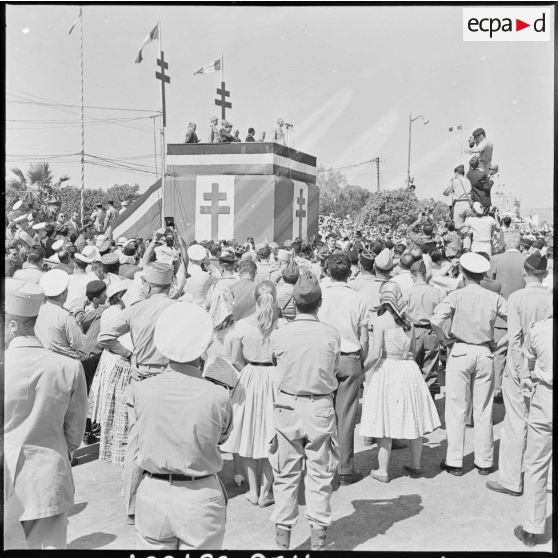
[158,17,166,227]
[79,8,85,226]
[460,127,463,163]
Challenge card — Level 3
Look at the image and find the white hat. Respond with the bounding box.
[155,245,175,266]
[154,302,213,363]
[5,278,44,317]
[14,215,28,224]
[82,245,102,262]
[52,239,65,251]
[472,202,484,215]
[95,234,107,248]
[39,269,69,297]
[375,248,394,271]
[143,262,173,285]
[187,244,207,261]
[32,222,47,231]
[459,252,490,274]
[116,237,128,246]
[106,279,128,299]
[75,253,93,264]
[277,249,291,262]
[12,200,23,211]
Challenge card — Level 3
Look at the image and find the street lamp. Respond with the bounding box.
[407,113,430,189]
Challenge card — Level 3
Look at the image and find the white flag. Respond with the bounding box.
[193,58,221,76]
[135,24,159,64]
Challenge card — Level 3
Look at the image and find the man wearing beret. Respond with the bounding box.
[465,127,494,174]
[269,271,341,551]
[98,261,177,524]
[431,252,507,476]
[5,279,88,548]
[487,252,552,499]
[72,280,109,445]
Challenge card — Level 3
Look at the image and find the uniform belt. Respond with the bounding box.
[143,471,213,482]
[454,339,490,347]
[340,350,360,356]
[279,388,331,399]
[412,323,432,329]
[136,363,167,371]
[247,361,274,366]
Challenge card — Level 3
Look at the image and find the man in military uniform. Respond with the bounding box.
[514,317,553,547]
[431,252,507,476]
[35,269,85,360]
[125,302,231,549]
[486,252,552,497]
[104,200,119,231]
[5,278,88,549]
[269,271,341,550]
[208,115,220,143]
[98,261,176,523]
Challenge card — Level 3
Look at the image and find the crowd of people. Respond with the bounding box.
[185,116,291,145]
[4,143,554,550]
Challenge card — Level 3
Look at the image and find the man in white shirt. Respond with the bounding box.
[443,164,472,227]
[318,252,368,486]
[391,253,414,299]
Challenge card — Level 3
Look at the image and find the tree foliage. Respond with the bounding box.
[317,165,371,219]
[361,188,422,229]
[6,162,69,221]
[6,162,141,223]
[58,183,141,219]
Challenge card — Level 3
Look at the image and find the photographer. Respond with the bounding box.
[406,210,434,251]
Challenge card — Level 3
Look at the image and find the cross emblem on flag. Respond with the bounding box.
[292,181,308,239]
[195,176,235,241]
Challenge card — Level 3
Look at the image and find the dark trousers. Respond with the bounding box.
[411,327,441,394]
[81,353,102,434]
[334,353,362,475]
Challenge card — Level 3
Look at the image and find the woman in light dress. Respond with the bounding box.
[89,280,134,466]
[221,281,282,507]
[360,281,441,483]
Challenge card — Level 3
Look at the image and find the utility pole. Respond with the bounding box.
[374,156,380,192]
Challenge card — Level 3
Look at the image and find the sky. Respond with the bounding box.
[6,4,555,211]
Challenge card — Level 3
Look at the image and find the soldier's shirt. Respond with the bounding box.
[270,314,341,396]
[126,365,232,476]
[13,264,44,284]
[34,300,85,360]
[98,293,175,367]
[507,283,553,377]
[406,280,444,326]
[354,276,387,331]
[5,336,87,520]
[522,318,552,385]
[318,282,368,353]
[430,283,507,344]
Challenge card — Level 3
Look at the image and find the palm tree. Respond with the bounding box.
[7,162,69,221]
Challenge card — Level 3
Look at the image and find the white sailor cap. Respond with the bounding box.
[52,239,65,251]
[154,302,213,363]
[39,269,69,297]
[459,252,490,274]
[187,244,207,261]
[32,222,47,231]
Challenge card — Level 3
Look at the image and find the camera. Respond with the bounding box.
[164,216,175,229]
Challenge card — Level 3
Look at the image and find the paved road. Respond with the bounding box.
[4,385,552,551]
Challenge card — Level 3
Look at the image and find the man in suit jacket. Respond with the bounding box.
[488,232,526,400]
[64,212,81,243]
[4,278,88,549]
